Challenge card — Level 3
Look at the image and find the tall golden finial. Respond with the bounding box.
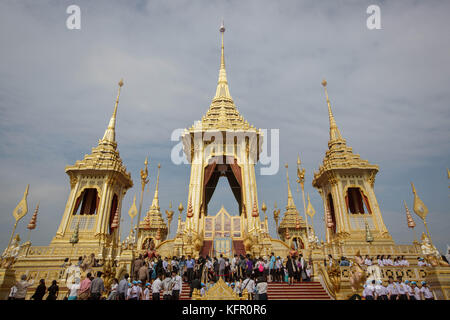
[285,163,296,208]
[102,79,124,142]
[150,163,161,210]
[135,157,150,244]
[220,19,225,70]
[214,20,232,100]
[321,79,342,142]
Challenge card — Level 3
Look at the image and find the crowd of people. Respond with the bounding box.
[7,251,437,300]
[336,254,432,268]
[362,276,434,300]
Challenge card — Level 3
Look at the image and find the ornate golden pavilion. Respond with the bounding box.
[0,23,449,300]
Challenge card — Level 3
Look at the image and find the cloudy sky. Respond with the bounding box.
[0,0,449,253]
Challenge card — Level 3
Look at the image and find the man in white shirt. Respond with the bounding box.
[128,281,143,300]
[362,283,375,300]
[410,281,421,300]
[364,255,372,266]
[404,280,413,299]
[152,274,163,300]
[396,276,408,300]
[420,281,434,300]
[387,276,398,300]
[162,273,173,300]
[374,280,385,300]
[241,275,255,300]
[171,270,182,300]
[143,283,151,300]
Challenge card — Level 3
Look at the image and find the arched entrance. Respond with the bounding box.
[202,156,242,217]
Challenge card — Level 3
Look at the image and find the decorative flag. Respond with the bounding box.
[27,203,39,230]
[13,184,29,222]
[411,183,428,221]
[404,200,416,229]
[128,195,137,219]
[306,194,316,218]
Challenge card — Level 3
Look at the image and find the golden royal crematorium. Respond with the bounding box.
[1,24,449,300]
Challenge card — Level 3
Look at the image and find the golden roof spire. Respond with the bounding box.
[102,79,124,142]
[285,163,296,209]
[321,79,343,142]
[150,163,161,210]
[214,21,232,100]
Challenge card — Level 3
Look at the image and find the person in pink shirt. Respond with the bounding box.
[78,272,92,300]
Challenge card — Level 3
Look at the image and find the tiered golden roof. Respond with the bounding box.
[279,164,306,233]
[312,80,378,186]
[65,79,133,188]
[140,164,168,237]
[187,22,257,133]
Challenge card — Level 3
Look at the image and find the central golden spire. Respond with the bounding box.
[321,79,343,142]
[285,163,296,209]
[150,163,161,211]
[102,79,124,143]
[214,21,232,101]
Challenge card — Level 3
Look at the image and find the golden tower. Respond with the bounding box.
[179,22,264,255]
[51,79,133,253]
[278,164,308,249]
[137,164,168,250]
[312,80,392,245]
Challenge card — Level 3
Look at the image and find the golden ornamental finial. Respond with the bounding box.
[102,79,124,143]
[178,202,184,213]
[321,79,342,142]
[150,163,161,210]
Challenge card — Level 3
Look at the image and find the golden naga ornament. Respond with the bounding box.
[285,228,291,240]
[273,202,280,227]
[165,202,174,231]
[411,182,428,220]
[155,228,161,241]
[70,222,80,245]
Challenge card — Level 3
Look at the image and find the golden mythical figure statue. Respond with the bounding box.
[420,233,449,267]
[0,234,21,269]
[349,250,367,293]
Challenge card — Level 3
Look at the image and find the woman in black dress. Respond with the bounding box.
[46,280,59,300]
[286,256,297,286]
[31,279,46,300]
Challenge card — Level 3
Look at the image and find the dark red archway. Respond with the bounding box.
[202,156,242,217]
